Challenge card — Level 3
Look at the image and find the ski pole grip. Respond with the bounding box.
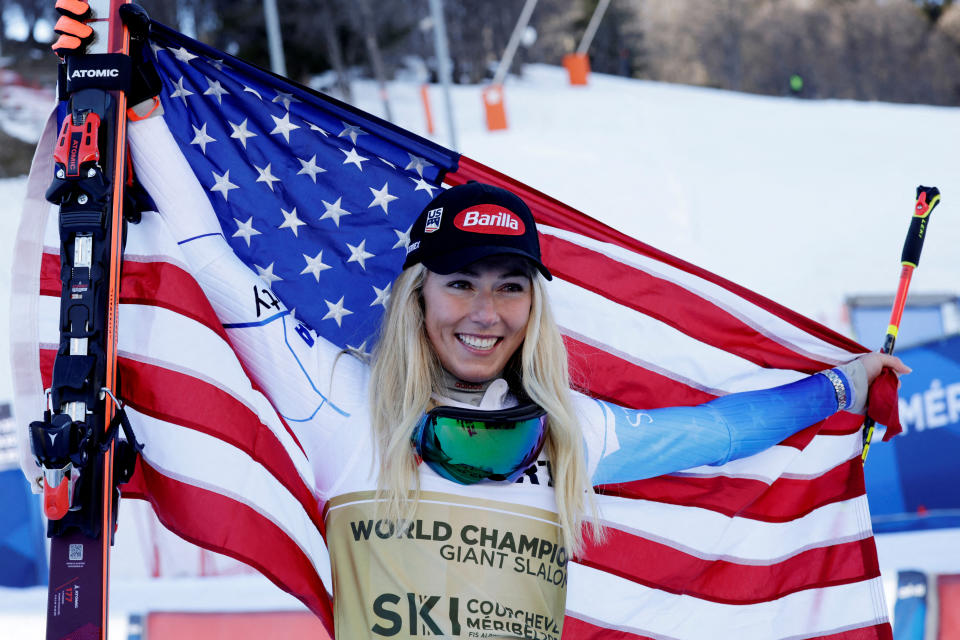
[901,185,940,268]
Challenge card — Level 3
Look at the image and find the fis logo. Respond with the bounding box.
[424,208,443,233]
[454,204,524,236]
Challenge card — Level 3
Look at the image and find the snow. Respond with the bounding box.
[0,82,55,143]
[363,65,960,335]
[2,64,959,632]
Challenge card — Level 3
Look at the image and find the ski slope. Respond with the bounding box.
[2,65,959,637]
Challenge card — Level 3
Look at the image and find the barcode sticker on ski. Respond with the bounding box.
[69,544,83,561]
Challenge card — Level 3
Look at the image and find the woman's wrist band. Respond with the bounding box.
[822,369,848,411]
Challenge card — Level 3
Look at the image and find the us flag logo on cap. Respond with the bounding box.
[424,207,443,233]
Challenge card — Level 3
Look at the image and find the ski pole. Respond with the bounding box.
[862,185,941,462]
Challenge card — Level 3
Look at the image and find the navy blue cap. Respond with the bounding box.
[402,182,552,280]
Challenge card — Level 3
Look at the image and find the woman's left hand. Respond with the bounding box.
[854,352,911,385]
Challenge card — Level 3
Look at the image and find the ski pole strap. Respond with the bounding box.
[901,186,941,268]
[99,388,144,456]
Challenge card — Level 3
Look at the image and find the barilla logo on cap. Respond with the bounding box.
[424,208,443,233]
[454,204,525,236]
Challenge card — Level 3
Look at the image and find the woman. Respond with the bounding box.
[130,117,907,639]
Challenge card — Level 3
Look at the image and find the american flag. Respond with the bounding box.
[13,21,893,639]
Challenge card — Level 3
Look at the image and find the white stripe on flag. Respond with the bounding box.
[550,277,807,394]
[677,431,862,481]
[129,408,333,587]
[566,563,887,640]
[540,225,860,365]
[596,494,873,563]
[37,295,317,489]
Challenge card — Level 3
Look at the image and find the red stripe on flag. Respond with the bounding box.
[41,256,308,456]
[563,335,716,409]
[811,624,894,640]
[117,356,326,535]
[561,618,892,640]
[596,456,866,522]
[39,348,321,532]
[447,157,867,356]
[576,529,880,605]
[42,252,227,341]
[542,233,833,374]
[561,617,657,640]
[122,462,334,633]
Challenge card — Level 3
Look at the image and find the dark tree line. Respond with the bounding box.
[640,0,960,104]
[2,0,960,105]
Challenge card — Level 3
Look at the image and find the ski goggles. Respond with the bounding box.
[411,403,549,485]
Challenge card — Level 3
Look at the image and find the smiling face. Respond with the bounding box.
[421,256,533,383]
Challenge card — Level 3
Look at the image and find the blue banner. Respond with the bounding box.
[892,570,927,640]
[0,469,48,587]
[866,335,960,532]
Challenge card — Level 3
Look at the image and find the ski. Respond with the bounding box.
[29,1,134,638]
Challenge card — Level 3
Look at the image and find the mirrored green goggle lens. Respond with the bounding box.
[415,410,548,485]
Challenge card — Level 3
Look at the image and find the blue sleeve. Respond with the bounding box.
[591,373,842,485]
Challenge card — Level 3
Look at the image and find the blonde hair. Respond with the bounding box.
[368,262,601,556]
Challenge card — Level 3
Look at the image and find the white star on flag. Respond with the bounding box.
[170,46,197,62]
[272,91,300,109]
[322,296,353,327]
[170,77,194,104]
[368,182,398,214]
[210,169,239,201]
[269,112,300,143]
[204,78,229,103]
[346,339,370,356]
[370,283,391,308]
[190,123,216,154]
[307,122,329,136]
[410,176,437,197]
[278,207,307,237]
[242,85,263,100]
[346,239,376,270]
[254,163,281,191]
[300,251,332,282]
[228,119,257,148]
[255,262,283,285]
[341,147,368,171]
[296,155,326,182]
[392,226,412,250]
[405,153,433,177]
[232,216,261,247]
[338,122,366,144]
[319,197,352,227]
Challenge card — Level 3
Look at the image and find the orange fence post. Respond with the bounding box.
[482,84,508,131]
[420,84,435,135]
[563,53,590,85]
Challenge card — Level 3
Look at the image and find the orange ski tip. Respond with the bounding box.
[55,0,91,19]
[55,15,93,38]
